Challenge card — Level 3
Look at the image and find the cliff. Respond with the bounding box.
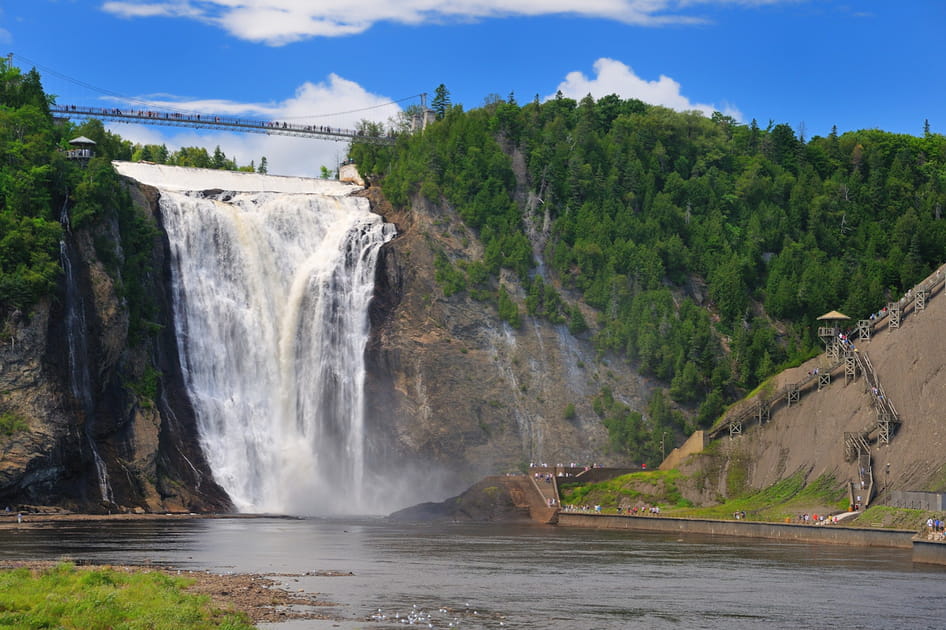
[0,179,230,513]
[6,162,944,516]
[1,166,650,512]
[360,180,651,497]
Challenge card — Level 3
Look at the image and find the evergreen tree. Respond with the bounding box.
[431,84,451,120]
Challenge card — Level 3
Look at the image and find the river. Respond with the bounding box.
[0,518,942,629]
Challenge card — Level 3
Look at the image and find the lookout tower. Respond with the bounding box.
[65,136,95,164]
[817,310,850,362]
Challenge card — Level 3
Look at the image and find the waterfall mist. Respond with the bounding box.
[126,164,396,515]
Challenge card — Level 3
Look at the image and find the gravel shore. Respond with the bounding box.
[0,559,344,625]
[0,512,345,625]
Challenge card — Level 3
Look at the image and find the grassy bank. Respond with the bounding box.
[669,472,849,522]
[557,471,943,530]
[0,563,254,629]
[559,470,691,510]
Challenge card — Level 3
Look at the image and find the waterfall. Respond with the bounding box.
[145,166,395,515]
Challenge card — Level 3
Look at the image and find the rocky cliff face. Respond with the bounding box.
[1,166,651,512]
[360,184,651,497]
[0,180,230,513]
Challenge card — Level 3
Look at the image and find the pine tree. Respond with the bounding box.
[431,84,451,120]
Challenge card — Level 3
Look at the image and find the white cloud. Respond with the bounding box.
[0,7,11,45]
[101,0,202,19]
[551,58,742,120]
[101,0,798,45]
[104,74,402,178]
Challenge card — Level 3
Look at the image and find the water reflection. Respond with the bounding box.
[1,518,942,629]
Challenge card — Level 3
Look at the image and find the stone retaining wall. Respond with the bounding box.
[557,512,915,548]
[911,539,946,566]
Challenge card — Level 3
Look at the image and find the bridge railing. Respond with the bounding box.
[51,105,398,145]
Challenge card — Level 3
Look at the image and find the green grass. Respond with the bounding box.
[846,505,931,531]
[559,470,692,511]
[561,471,849,523]
[0,563,254,629]
[670,472,848,522]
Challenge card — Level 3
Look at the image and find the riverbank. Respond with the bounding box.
[557,511,916,547]
[0,510,284,529]
[557,511,946,566]
[0,560,341,626]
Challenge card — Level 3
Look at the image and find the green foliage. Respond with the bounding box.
[525,275,568,323]
[0,563,254,629]
[559,470,687,510]
[69,157,125,228]
[374,102,534,284]
[496,285,521,328]
[127,367,161,407]
[563,402,576,420]
[593,387,688,467]
[70,160,161,343]
[434,253,467,297]
[567,304,588,334]
[0,60,167,323]
[0,411,28,436]
[670,472,849,522]
[431,84,452,120]
[130,142,259,173]
[132,143,170,163]
[0,59,63,312]
[72,119,133,160]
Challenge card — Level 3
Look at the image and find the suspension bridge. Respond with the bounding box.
[8,51,424,145]
[50,104,401,145]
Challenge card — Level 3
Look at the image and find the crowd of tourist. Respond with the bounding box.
[59,105,389,138]
[925,517,946,541]
[561,504,662,515]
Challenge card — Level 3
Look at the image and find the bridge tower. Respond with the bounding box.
[412,93,437,132]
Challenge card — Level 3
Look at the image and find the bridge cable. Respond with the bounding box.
[11,52,423,121]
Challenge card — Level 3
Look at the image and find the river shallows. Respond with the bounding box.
[1,518,942,629]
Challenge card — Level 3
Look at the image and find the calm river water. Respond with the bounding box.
[1,517,943,629]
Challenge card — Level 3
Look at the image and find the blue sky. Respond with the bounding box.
[2,1,944,177]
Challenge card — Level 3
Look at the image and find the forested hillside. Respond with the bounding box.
[0,62,64,311]
[5,56,946,473]
[353,91,946,461]
[0,59,262,321]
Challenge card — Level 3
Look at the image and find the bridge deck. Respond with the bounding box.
[51,105,397,145]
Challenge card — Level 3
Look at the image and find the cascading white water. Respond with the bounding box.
[117,163,395,515]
